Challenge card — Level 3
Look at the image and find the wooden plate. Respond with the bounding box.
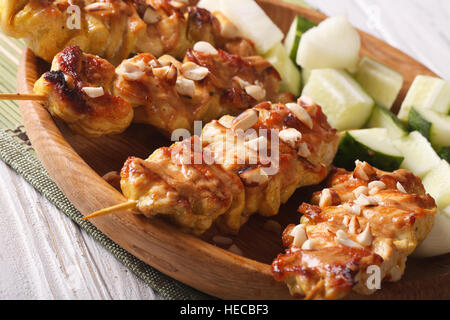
[16,0,450,299]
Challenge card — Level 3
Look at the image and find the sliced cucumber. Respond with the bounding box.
[334,128,404,171]
[366,104,407,139]
[408,107,450,148]
[296,16,361,70]
[413,209,450,258]
[408,107,431,139]
[392,131,441,178]
[197,0,219,11]
[218,0,283,54]
[355,56,403,110]
[438,147,450,163]
[284,16,316,63]
[419,161,450,257]
[398,75,450,122]
[346,65,359,75]
[422,160,450,210]
[302,69,374,131]
[445,205,450,219]
[302,68,312,87]
[264,42,302,96]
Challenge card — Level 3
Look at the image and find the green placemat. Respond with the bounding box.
[0,0,312,300]
[0,130,210,300]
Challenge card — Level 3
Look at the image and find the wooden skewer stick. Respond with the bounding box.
[83,200,138,220]
[304,280,325,300]
[0,93,46,101]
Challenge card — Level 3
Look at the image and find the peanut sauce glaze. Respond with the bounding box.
[271,162,436,299]
[44,45,129,116]
[36,36,285,136]
[2,0,255,64]
[120,101,340,234]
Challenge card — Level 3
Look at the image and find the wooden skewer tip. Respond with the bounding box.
[83,200,138,220]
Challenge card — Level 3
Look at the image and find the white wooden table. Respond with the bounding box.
[0,0,449,300]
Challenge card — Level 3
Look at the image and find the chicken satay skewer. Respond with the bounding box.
[5,44,288,138]
[83,200,138,220]
[0,93,46,101]
[1,0,255,65]
[272,161,437,300]
[82,98,340,235]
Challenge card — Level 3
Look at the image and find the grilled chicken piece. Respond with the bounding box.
[1,0,140,65]
[114,43,289,135]
[272,161,436,300]
[120,99,339,234]
[34,46,133,137]
[121,138,246,235]
[34,44,287,137]
[0,0,254,65]
[202,100,339,233]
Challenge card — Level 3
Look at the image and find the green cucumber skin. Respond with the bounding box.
[334,132,404,172]
[289,16,316,63]
[408,107,431,139]
[366,105,407,137]
[409,108,450,160]
[384,107,408,132]
[438,147,450,163]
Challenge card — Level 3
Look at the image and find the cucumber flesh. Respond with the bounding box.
[264,42,302,96]
[197,0,219,11]
[296,16,361,70]
[422,160,450,210]
[355,56,403,110]
[284,16,316,64]
[334,128,404,171]
[398,75,450,122]
[366,104,407,139]
[218,0,283,54]
[302,69,374,131]
[392,131,441,178]
[302,68,312,87]
[408,107,450,148]
[413,209,450,258]
[446,206,450,219]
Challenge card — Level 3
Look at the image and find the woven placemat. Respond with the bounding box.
[0,0,311,300]
[0,129,211,300]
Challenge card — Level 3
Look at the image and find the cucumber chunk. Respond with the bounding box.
[302,68,312,87]
[422,160,450,210]
[413,209,450,258]
[296,16,361,70]
[366,104,407,139]
[334,128,404,171]
[264,43,302,96]
[284,16,316,63]
[302,69,374,131]
[408,107,431,139]
[218,0,284,54]
[398,75,450,122]
[355,56,403,110]
[408,107,450,148]
[197,0,219,11]
[392,131,441,178]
